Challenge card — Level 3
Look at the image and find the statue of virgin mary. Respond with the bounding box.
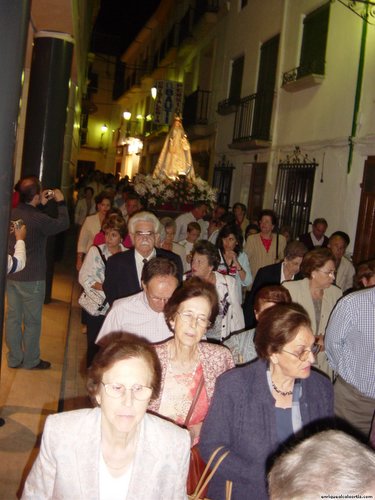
[152,115,195,180]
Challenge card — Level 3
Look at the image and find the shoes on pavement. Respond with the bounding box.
[31,360,51,370]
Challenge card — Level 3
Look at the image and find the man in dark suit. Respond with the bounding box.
[103,211,183,305]
[243,240,307,328]
[299,218,329,251]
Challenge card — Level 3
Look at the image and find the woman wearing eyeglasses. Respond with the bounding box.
[22,333,190,499]
[199,303,334,500]
[149,278,234,445]
[283,248,342,379]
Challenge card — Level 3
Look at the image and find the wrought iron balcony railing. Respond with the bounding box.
[183,89,211,127]
[282,59,325,86]
[232,90,274,144]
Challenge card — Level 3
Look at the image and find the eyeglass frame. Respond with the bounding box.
[101,382,153,400]
[317,269,336,277]
[281,343,321,362]
[134,230,155,239]
[177,311,211,329]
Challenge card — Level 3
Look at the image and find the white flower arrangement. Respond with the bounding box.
[133,173,217,208]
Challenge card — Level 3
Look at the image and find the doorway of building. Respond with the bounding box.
[247,162,267,221]
[353,156,375,264]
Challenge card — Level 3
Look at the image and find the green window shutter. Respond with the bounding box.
[299,2,330,77]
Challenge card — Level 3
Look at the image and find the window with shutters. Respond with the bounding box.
[298,3,330,78]
[282,2,330,89]
[218,55,244,115]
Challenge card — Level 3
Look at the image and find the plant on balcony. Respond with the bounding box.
[133,173,217,209]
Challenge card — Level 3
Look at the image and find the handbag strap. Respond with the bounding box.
[184,375,204,428]
[95,245,107,266]
[191,446,230,499]
[94,245,108,307]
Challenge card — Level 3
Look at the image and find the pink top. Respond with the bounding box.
[93,231,133,249]
[159,364,209,428]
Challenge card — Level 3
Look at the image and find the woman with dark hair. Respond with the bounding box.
[225,285,292,364]
[190,240,245,341]
[22,333,190,499]
[244,209,287,278]
[283,248,342,378]
[149,278,234,444]
[232,202,249,235]
[216,224,252,299]
[76,191,113,271]
[354,259,375,289]
[79,215,127,367]
[199,304,333,500]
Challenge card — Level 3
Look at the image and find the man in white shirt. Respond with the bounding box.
[97,257,179,343]
[299,218,329,250]
[174,201,209,242]
[328,231,355,293]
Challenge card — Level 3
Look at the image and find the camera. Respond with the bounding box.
[10,219,24,231]
[46,189,55,200]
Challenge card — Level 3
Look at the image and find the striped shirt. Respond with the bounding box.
[325,287,375,399]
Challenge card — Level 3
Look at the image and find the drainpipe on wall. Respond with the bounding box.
[347,2,368,174]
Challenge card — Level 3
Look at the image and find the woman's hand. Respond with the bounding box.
[188,422,202,446]
[91,282,103,291]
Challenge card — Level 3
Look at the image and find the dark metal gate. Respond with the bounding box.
[273,147,318,239]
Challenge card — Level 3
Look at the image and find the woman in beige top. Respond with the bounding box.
[245,209,286,278]
[283,248,342,378]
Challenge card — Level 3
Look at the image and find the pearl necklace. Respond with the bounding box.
[272,380,293,397]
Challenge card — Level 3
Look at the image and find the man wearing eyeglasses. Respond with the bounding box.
[98,258,179,344]
[103,212,183,306]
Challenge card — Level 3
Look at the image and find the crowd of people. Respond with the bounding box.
[8,170,374,498]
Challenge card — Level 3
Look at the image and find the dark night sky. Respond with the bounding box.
[91,0,162,56]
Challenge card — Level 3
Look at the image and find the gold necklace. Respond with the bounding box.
[272,380,293,397]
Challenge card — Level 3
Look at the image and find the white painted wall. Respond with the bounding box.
[212,0,375,253]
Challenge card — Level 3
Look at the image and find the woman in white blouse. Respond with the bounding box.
[216,223,252,300]
[22,333,190,500]
[79,215,126,366]
[76,191,113,271]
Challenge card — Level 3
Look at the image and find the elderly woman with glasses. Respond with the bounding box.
[283,248,342,379]
[190,240,245,343]
[199,303,334,500]
[22,333,190,500]
[149,278,234,445]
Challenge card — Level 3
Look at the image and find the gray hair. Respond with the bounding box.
[128,211,161,234]
[268,430,375,499]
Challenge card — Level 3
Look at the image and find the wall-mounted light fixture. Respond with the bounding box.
[100,124,108,149]
[151,87,157,99]
[123,111,131,121]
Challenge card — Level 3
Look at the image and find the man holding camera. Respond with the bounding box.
[6,176,69,370]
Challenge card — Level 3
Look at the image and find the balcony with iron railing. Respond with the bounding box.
[282,59,325,92]
[217,97,239,116]
[114,1,220,101]
[183,89,211,126]
[229,91,274,150]
[183,89,214,139]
